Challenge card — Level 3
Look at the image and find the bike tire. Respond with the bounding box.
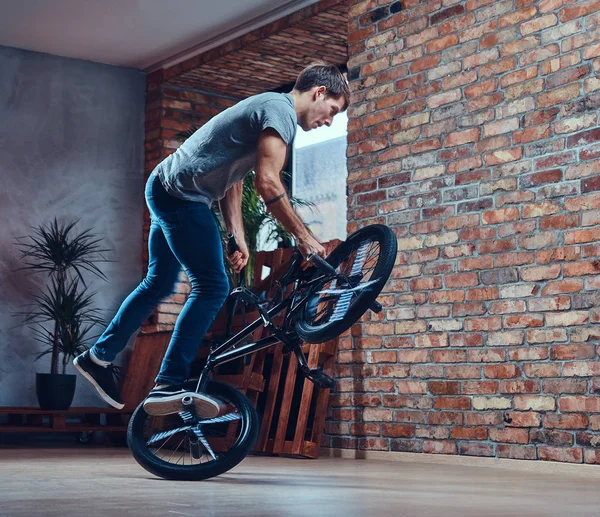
[127,380,259,481]
[295,224,396,344]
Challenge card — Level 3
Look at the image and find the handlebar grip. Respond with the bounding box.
[227,233,239,255]
[307,253,337,276]
[227,233,245,287]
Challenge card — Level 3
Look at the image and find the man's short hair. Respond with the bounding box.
[293,61,350,111]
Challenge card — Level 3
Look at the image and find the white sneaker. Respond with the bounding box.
[143,385,223,417]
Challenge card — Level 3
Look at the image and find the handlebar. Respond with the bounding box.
[227,233,239,255]
[227,233,245,288]
[228,234,339,284]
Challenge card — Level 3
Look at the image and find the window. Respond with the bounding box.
[292,111,348,243]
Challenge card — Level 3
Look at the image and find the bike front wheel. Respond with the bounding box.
[295,224,397,344]
[127,380,259,480]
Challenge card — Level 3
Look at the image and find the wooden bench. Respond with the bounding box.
[0,406,129,443]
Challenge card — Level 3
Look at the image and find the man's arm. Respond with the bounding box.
[219,182,244,241]
[254,128,325,258]
[219,182,248,272]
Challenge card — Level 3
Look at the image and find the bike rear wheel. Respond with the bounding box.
[295,224,396,344]
[127,380,259,480]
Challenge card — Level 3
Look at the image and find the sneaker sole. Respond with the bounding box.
[73,357,125,410]
[143,392,220,418]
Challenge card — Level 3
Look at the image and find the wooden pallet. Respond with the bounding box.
[194,243,341,458]
[121,331,171,411]
[249,242,340,459]
[253,340,337,458]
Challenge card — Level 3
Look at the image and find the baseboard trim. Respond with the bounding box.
[319,448,600,477]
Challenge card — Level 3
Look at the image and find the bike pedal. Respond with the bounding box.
[305,367,335,390]
[230,286,261,306]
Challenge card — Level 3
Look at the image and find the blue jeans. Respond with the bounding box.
[91,173,230,384]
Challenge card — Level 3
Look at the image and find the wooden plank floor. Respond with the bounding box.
[1,447,600,517]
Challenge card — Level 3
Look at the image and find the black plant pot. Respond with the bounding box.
[36,373,77,410]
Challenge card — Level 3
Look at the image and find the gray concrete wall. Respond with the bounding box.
[0,46,146,406]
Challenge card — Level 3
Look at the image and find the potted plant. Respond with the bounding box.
[15,219,110,409]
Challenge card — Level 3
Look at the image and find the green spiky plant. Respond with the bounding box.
[15,219,110,374]
[176,127,315,286]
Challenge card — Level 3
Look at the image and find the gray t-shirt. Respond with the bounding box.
[156,92,297,204]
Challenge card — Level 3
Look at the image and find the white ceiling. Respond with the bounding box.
[0,0,320,71]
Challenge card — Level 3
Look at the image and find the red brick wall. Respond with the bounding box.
[330,0,600,464]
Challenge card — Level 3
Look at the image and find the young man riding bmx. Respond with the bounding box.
[74,61,350,417]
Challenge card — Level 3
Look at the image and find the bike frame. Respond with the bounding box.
[194,254,332,393]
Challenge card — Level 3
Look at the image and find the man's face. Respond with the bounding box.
[302,87,346,132]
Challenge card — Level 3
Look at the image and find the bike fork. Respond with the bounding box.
[195,366,212,394]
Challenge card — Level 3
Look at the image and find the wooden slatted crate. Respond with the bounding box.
[249,242,340,459]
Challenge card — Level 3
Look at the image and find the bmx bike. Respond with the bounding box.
[127,224,397,480]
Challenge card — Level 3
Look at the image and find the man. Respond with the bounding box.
[73,61,350,417]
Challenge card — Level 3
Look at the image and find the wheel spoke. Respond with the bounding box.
[153,431,176,456]
[147,425,193,445]
[167,437,185,464]
[317,278,379,296]
[194,428,217,460]
[198,412,241,424]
